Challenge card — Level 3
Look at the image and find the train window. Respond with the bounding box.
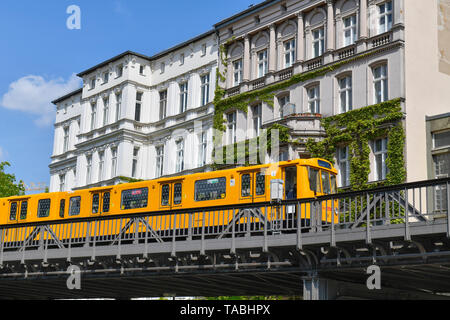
[20,201,28,220]
[37,199,51,218]
[308,168,321,193]
[330,175,337,194]
[103,192,110,213]
[318,160,332,169]
[59,199,65,218]
[69,196,81,216]
[121,187,148,210]
[92,194,100,214]
[161,185,170,206]
[9,202,17,221]
[256,173,265,196]
[195,177,226,201]
[322,171,331,194]
[174,183,182,205]
[241,174,251,197]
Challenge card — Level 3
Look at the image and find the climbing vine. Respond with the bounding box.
[213,46,394,132]
[305,98,406,190]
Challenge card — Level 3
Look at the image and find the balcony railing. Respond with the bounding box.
[250,77,266,90]
[306,57,323,71]
[334,44,356,60]
[371,31,392,48]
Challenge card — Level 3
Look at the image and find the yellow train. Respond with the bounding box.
[0,159,338,239]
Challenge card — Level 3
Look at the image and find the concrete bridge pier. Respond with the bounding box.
[302,274,338,300]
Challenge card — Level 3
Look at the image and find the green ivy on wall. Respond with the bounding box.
[305,98,406,190]
[213,46,392,132]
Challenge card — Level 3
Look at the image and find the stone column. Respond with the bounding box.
[269,24,277,73]
[302,275,338,300]
[360,0,368,39]
[326,0,335,51]
[296,12,305,62]
[243,35,250,82]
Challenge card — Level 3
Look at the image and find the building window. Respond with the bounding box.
[135,92,142,122]
[179,82,188,113]
[284,39,296,68]
[159,90,167,120]
[111,147,118,178]
[337,147,350,187]
[176,140,184,173]
[90,103,97,131]
[90,78,96,90]
[103,97,109,126]
[201,73,210,106]
[115,92,122,122]
[374,138,388,181]
[312,28,325,58]
[132,147,139,178]
[258,49,268,78]
[373,64,388,103]
[308,85,320,114]
[98,151,105,182]
[201,43,207,56]
[433,131,450,149]
[63,126,70,153]
[252,104,262,138]
[226,112,237,145]
[198,133,207,167]
[156,145,164,178]
[180,53,185,65]
[59,174,66,192]
[139,65,145,75]
[116,65,123,78]
[86,155,92,184]
[103,72,109,84]
[339,75,353,113]
[343,15,357,46]
[279,94,290,117]
[378,1,393,34]
[233,59,243,86]
[433,153,449,213]
[160,62,165,74]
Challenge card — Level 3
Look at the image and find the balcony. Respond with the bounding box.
[334,44,356,60]
[250,77,266,90]
[305,56,323,71]
[370,31,392,49]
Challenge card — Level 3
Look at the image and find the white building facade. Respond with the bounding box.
[50,31,218,192]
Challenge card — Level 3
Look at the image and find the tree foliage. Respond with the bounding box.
[0,162,25,198]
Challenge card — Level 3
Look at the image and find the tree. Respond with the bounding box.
[0,162,25,198]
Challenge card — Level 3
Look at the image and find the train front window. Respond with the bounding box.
[9,202,17,221]
[308,168,321,193]
[195,177,226,201]
[322,171,331,194]
[121,187,148,210]
[330,174,337,194]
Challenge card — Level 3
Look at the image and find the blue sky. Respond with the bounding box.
[0,0,257,192]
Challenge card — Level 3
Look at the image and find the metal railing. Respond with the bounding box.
[0,178,448,263]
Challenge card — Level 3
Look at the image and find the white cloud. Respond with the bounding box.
[0,74,81,127]
[0,146,4,161]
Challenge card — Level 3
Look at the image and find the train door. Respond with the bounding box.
[160,180,184,210]
[7,199,29,224]
[282,166,298,200]
[90,189,112,216]
[239,170,267,203]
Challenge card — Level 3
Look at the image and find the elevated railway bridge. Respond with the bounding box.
[0,178,449,300]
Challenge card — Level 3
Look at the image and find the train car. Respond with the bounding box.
[0,158,338,242]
